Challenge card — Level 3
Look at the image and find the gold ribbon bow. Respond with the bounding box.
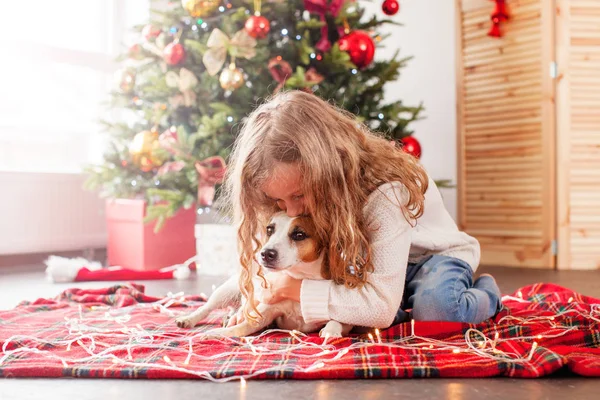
[202,29,257,76]
[166,68,198,108]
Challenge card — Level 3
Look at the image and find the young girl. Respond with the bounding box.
[222,90,501,330]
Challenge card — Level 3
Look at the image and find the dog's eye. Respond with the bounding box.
[291,231,307,241]
[266,226,274,236]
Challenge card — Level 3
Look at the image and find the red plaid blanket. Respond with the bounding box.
[1,283,599,380]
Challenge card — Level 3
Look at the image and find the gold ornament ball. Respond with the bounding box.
[181,0,220,18]
[219,65,245,91]
[129,130,166,172]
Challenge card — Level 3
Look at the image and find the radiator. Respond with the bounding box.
[0,172,107,255]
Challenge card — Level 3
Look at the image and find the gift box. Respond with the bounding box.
[106,199,196,271]
[195,206,239,276]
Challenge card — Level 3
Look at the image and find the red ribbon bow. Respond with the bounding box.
[195,156,227,207]
[304,0,346,52]
[488,0,509,38]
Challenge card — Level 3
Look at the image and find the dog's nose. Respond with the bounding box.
[261,249,278,263]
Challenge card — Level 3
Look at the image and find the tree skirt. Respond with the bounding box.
[1,283,599,381]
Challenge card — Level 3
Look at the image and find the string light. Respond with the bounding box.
[305,361,325,372]
[3,289,597,382]
[351,69,358,74]
[281,28,288,36]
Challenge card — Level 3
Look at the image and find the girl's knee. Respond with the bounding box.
[411,287,466,322]
[412,286,496,323]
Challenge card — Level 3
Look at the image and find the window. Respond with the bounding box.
[0,0,149,173]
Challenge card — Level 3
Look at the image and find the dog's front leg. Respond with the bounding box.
[319,321,353,338]
[204,302,285,338]
[176,274,241,328]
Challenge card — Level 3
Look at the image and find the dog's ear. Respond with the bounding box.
[320,247,332,280]
[322,249,350,283]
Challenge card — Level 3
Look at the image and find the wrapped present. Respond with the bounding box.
[106,199,196,271]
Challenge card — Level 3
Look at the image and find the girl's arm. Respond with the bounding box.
[300,183,412,329]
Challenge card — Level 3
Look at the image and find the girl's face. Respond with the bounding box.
[261,162,307,217]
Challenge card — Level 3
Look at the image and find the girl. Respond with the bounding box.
[222,90,501,329]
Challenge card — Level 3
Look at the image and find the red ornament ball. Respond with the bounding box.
[400,136,422,159]
[163,42,186,65]
[244,15,271,39]
[142,24,161,41]
[382,0,400,16]
[338,30,375,69]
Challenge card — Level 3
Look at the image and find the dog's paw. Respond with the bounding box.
[175,316,196,329]
[319,326,343,338]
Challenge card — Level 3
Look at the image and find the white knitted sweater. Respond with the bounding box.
[300,178,481,329]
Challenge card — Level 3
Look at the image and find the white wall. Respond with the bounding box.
[0,173,107,255]
[367,0,458,220]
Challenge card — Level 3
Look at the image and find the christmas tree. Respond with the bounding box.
[85,0,427,229]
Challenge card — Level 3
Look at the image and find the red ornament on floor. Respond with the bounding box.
[382,0,399,16]
[400,136,422,159]
[338,30,375,69]
[163,42,186,65]
[245,15,271,39]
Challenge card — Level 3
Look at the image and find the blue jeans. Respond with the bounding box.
[391,255,502,325]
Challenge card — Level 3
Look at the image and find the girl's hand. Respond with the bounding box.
[226,274,302,327]
[260,273,302,304]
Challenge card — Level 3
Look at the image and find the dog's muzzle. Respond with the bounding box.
[260,248,278,268]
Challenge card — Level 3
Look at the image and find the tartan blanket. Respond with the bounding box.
[1,283,599,380]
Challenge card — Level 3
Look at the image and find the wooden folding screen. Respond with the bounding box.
[456,0,556,268]
[556,0,600,269]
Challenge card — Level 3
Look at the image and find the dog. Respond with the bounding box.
[175,211,352,338]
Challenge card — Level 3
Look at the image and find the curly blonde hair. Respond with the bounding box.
[221,90,428,320]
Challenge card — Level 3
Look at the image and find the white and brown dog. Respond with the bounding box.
[175,212,352,338]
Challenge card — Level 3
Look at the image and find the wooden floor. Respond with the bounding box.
[1,262,600,400]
